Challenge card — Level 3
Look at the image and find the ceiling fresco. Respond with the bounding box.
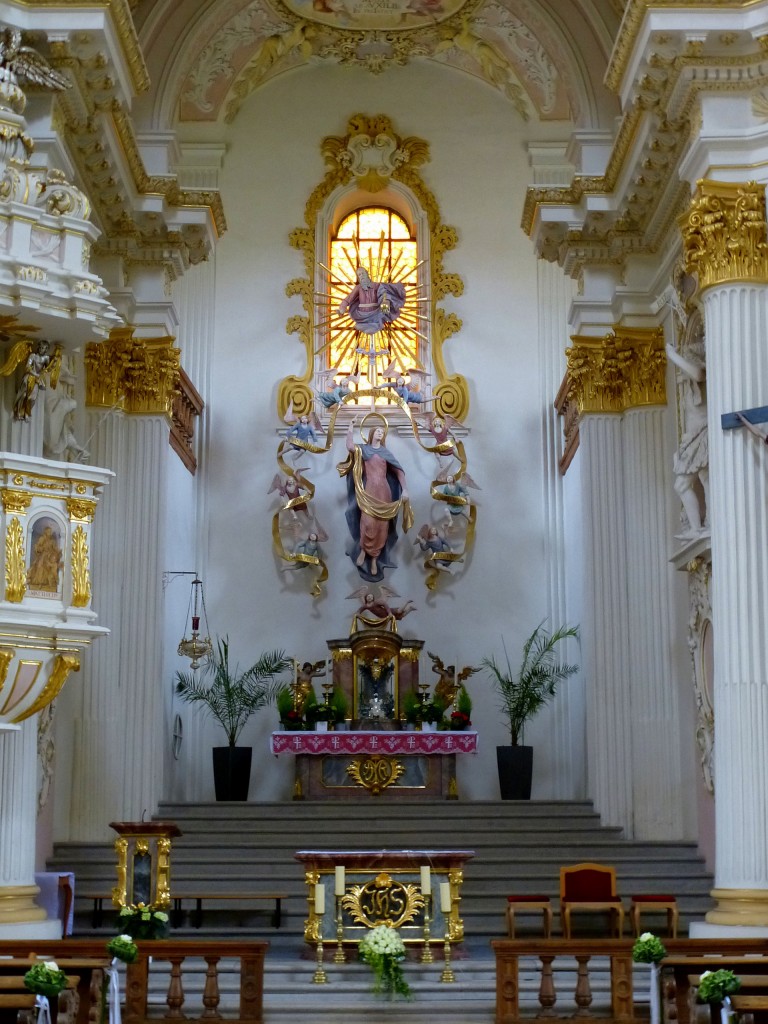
[173,0,580,124]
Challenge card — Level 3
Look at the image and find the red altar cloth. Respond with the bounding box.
[270,730,478,755]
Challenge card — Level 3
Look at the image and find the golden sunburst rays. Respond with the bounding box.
[313,231,428,398]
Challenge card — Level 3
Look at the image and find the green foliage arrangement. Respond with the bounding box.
[423,696,447,725]
[175,637,290,746]
[632,932,667,963]
[697,970,741,1004]
[483,622,579,745]
[330,687,349,724]
[23,961,68,998]
[106,934,139,963]
[117,905,169,940]
[358,925,411,999]
[402,690,421,724]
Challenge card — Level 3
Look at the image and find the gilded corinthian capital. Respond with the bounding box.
[566,326,666,415]
[679,180,768,291]
[86,328,180,415]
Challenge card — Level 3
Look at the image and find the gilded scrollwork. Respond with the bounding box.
[71,525,91,609]
[5,516,26,603]
[66,498,97,523]
[346,755,405,794]
[341,871,424,929]
[679,180,768,291]
[12,653,80,723]
[282,114,467,422]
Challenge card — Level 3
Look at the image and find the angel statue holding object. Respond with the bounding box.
[338,413,414,581]
[0,339,61,421]
[428,650,479,706]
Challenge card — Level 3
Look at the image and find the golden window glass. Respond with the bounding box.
[325,207,421,397]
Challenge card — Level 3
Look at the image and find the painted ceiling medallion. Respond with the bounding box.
[279,0,469,31]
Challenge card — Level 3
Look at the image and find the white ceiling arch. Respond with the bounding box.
[134,0,621,134]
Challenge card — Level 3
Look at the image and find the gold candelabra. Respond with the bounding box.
[440,928,455,983]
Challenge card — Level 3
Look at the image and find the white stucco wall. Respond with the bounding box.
[169,60,586,802]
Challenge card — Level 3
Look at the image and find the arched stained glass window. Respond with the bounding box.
[323,206,425,403]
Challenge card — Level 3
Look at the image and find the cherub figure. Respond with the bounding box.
[316,368,359,409]
[268,473,310,518]
[282,523,328,570]
[389,369,430,406]
[439,472,479,519]
[418,411,460,473]
[347,584,416,633]
[282,404,322,467]
[427,650,480,706]
[415,523,453,567]
[0,339,61,420]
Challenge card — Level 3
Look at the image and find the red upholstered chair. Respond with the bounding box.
[630,894,678,938]
[559,862,624,939]
[506,894,553,938]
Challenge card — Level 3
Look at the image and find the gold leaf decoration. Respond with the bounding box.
[71,524,91,608]
[5,517,26,603]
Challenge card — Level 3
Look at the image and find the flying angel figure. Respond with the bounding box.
[382,364,431,407]
[427,650,480,706]
[0,28,70,89]
[268,473,310,518]
[316,367,360,409]
[347,584,416,631]
[281,522,329,571]
[282,403,323,468]
[417,410,461,472]
[414,522,456,571]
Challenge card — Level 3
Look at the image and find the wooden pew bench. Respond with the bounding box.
[0,969,82,1024]
[171,892,289,929]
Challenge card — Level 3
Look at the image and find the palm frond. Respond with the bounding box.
[175,635,291,746]
[483,623,579,745]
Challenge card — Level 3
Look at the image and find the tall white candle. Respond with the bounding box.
[315,882,325,915]
[335,865,345,896]
[440,882,451,914]
[420,865,431,896]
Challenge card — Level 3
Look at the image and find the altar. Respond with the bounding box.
[271,730,478,800]
[295,849,474,945]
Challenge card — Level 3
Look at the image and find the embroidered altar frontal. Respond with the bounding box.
[271,731,478,799]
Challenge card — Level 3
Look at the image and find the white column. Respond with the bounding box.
[66,411,168,839]
[537,258,583,798]
[703,283,768,924]
[623,406,686,838]
[579,414,634,833]
[0,721,58,936]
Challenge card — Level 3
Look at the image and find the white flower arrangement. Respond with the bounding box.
[358,925,411,999]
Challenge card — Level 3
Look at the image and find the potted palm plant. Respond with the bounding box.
[483,622,579,799]
[175,637,290,800]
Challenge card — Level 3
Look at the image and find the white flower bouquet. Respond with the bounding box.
[106,934,139,964]
[698,970,741,1004]
[358,925,411,999]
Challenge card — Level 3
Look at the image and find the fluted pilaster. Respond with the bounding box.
[623,406,685,838]
[538,258,582,797]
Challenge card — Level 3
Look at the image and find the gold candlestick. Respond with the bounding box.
[313,931,327,983]
[421,894,433,964]
[440,928,455,983]
[334,896,346,963]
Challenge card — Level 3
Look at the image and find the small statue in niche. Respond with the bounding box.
[338,413,413,581]
[27,520,63,593]
[347,585,416,633]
